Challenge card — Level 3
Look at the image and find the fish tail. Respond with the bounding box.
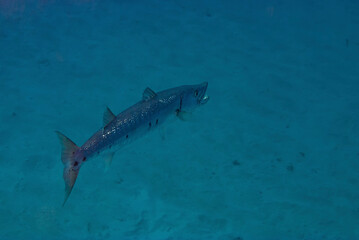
[55,131,81,206]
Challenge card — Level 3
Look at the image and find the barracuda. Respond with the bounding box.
[56,82,209,205]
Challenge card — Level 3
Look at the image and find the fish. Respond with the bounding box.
[56,82,209,205]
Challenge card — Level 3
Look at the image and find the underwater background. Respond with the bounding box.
[0,0,359,239]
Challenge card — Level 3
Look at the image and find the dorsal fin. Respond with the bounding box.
[142,87,157,101]
[103,106,116,127]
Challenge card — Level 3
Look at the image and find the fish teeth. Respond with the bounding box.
[201,95,209,104]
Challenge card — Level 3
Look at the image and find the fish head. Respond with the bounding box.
[181,82,209,111]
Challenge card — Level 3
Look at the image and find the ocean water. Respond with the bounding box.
[1,0,359,239]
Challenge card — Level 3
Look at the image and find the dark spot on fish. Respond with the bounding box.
[74,161,78,166]
[179,96,183,110]
[149,122,151,128]
[83,157,86,161]
[126,135,128,139]
[156,119,158,125]
[72,152,75,155]
[299,152,305,158]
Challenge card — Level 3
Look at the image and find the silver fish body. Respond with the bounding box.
[56,82,209,205]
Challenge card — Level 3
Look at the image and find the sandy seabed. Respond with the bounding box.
[0,0,358,239]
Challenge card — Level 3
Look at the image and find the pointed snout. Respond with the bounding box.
[200,82,208,91]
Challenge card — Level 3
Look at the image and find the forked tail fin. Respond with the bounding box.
[55,131,80,206]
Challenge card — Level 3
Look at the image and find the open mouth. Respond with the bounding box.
[199,82,209,105]
[200,95,209,105]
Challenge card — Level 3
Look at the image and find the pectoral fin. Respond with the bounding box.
[159,126,166,140]
[176,111,192,121]
[104,152,115,172]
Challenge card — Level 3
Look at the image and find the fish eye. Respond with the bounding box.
[194,90,199,97]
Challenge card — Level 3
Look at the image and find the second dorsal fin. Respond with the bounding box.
[103,106,116,127]
[142,87,157,101]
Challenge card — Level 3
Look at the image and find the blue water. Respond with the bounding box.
[1,0,359,239]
